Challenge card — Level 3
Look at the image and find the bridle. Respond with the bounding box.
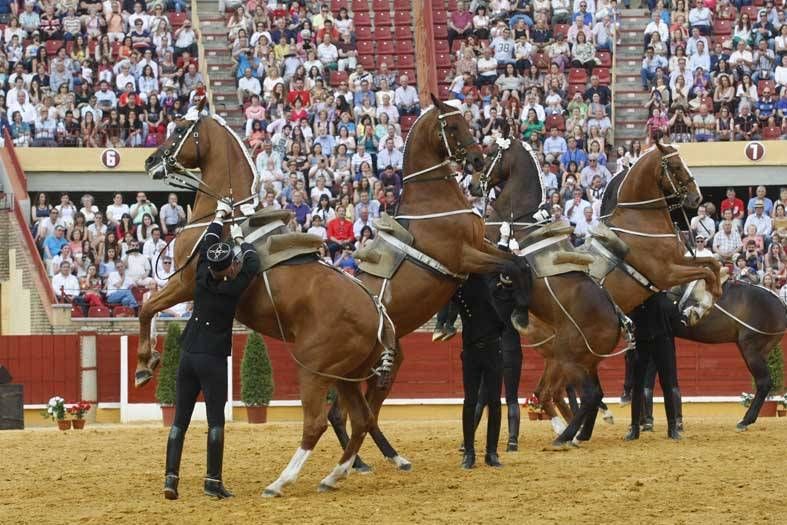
[401,108,477,184]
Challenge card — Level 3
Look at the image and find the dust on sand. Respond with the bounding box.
[2,416,785,524]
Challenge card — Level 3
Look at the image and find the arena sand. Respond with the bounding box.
[2,415,785,524]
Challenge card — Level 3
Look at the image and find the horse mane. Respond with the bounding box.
[515,139,547,206]
[401,105,435,163]
[600,167,627,217]
[207,114,262,202]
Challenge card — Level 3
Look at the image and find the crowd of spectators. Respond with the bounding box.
[641,0,787,144]
[0,0,201,148]
[33,190,192,317]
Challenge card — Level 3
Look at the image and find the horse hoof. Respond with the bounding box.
[134,369,153,388]
[735,422,749,432]
[148,351,162,371]
[510,310,529,333]
[353,464,373,474]
[550,440,572,451]
[262,488,282,498]
[387,455,412,471]
[317,482,337,493]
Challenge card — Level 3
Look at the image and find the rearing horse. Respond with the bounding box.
[137,108,402,496]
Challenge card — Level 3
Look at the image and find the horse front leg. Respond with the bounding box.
[135,282,193,388]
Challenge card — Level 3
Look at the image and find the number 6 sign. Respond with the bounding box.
[101,148,121,168]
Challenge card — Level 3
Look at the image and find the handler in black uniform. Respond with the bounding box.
[456,272,519,469]
[625,292,683,441]
[164,200,260,500]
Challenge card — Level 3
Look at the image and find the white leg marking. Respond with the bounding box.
[386,455,412,470]
[319,455,356,491]
[263,447,312,497]
[551,417,567,435]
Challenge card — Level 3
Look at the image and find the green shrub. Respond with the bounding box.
[155,323,182,406]
[767,344,784,396]
[241,333,274,406]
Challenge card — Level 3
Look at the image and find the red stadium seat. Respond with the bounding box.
[396,25,415,39]
[713,19,732,35]
[88,306,111,318]
[355,12,372,26]
[372,0,390,11]
[399,67,417,80]
[394,0,411,9]
[433,10,448,24]
[435,52,452,67]
[400,115,417,134]
[567,84,585,98]
[433,23,448,38]
[545,114,566,131]
[377,54,396,68]
[435,39,449,53]
[397,54,415,68]
[445,0,458,9]
[596,50,612,68]
[593,67,611,85]
[532,51,549,70]
[358,54,376,69]
[394,11,411,26]
[438,84,451,100]
[568,68,588,85]
[553,24,569,39]
[352,0,369,12]
[356,26,373,40]
[762,126,781,139]
[71,304,84,318]
[451,39,464,52]
[758,79,775,96]
[168,12,187,28]
[331,0,349,10]
[740,5,759,20]
[131,286,146,305]
[375,10,393,26]
[377,40,395,54]
[396,40,415,54]
[357,40,374,55]
[45,40,63,56]
[112,306,136,318]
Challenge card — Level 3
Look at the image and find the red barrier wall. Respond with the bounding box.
[1,333,776,405]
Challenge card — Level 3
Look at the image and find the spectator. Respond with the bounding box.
[713,220,743,262]
[448,1,474,50]
[105,261,139,309]
[286,190,312,232]
[690,204,716,241]
[52,261,80,302]
[744,200,774,244]
[748,186,774,215]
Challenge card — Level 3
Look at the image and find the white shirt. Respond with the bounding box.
[644,20,669,44]
[52,272,80,295]
[394,85,419,106]
[565,198,591,224]
[143,237,167,262]
[238,76,261,95]
[317,42,339,64]
[124,252,151,283]
[106,203,130,223]
[744,213,773,236]
[574,217,598,239]
[106,271,133,292]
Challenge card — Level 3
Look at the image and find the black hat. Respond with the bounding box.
[207,242,233,271]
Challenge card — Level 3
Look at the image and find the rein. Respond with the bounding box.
[401,109,473,184]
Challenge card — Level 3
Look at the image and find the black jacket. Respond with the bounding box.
[454,273,516,348]
[180,221,260,357]
[628,292,680,343]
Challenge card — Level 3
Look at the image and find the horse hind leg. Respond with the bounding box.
[263,373,331,497]
[737,339,774,431]
[575,373,603,442]
[327,401,373,473]
[553,372,602,448]
[318,381,376,492]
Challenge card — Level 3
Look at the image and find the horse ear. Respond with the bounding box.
[501,120,511,139]
[197,96,207,114]
[430,92,443,109]
[655,139,668,155]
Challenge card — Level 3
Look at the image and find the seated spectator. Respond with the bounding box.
[744,200,774,244]
[448,1,474,50]
[690,204,717,241]
[476,47,499,86]
[579,154,612,188]
[105,261,139,309]
[286,190,312,232]
[333,242,359,275]
[52,260,80,303]
[688,0,712,36]
[713,219,743,262]
[326,204,355,258]
[747,186,774,215]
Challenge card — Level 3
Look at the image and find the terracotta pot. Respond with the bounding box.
[777,409,787,417]
[539,412,551,420]
[72,419,86,430]
[760,400,778,417]
[161,405,175,427]
[57,419,71,431]
[527,411,539,421]
[246,405,268,424]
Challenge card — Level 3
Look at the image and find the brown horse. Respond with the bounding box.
[327,95,536,467]
[138,110,399,496]
[477,137,724,440]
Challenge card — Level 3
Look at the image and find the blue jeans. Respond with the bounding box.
[107,289,138,308]
[167,0,185,12]
[509,14,534,28]
[641,68,656,89]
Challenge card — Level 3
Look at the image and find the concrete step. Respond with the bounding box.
[620,8,650,17]
[613,90,650,104]
[206,55,235,66]
[615,127,646,140]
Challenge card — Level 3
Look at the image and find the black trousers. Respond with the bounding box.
[630,336,680,428]
[173,352,228,430]
[436,302,459,329]
[462,340,503,454]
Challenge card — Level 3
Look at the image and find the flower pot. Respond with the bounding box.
[777,409,787,417]
[527,411,539,421]
[57,419,72,431]
[161,405,175,427]
[760,400,778,417]
[539,412,551,420]
[72,419,86,430]
[246,405,268,424]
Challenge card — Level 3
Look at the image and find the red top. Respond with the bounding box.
[326,217,354,243]
[720,197,745,218]
[287,90,311,107]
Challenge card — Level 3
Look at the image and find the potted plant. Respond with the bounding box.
[42,396,70,430]
[778,394,787,418]
[241,332,274,424]
[756,344,784,417]
[524,393,542,421]
[155,323,182,426]
[68,401,91,429]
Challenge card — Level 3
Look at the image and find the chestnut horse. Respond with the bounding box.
[477,137,724,440]
[138,110,399,496]
[327,95,536,467]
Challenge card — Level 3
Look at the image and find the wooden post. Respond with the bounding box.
[414,0,438,107]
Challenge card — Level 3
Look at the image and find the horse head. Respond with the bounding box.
[428,93,484,172]
[145,99,211,180]
[654,141,702,209]
[469,123,514,197]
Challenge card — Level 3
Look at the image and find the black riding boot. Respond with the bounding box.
[506,403,520,452]
[164,426,185,500]
[625,386,642,441]
[667,419,682,440]
[641,387,654,431]
[673,387,684,432]
[204,426,233,498]
[461,448,476,469]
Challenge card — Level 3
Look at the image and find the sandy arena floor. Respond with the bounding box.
[2,414,785,524]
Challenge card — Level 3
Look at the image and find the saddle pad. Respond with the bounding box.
[260,233,324,272]
[356,235,407,279]
[577,237,621,283]
[373,212,414,245]
[248,208,293,227]
[520,234,591,278]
